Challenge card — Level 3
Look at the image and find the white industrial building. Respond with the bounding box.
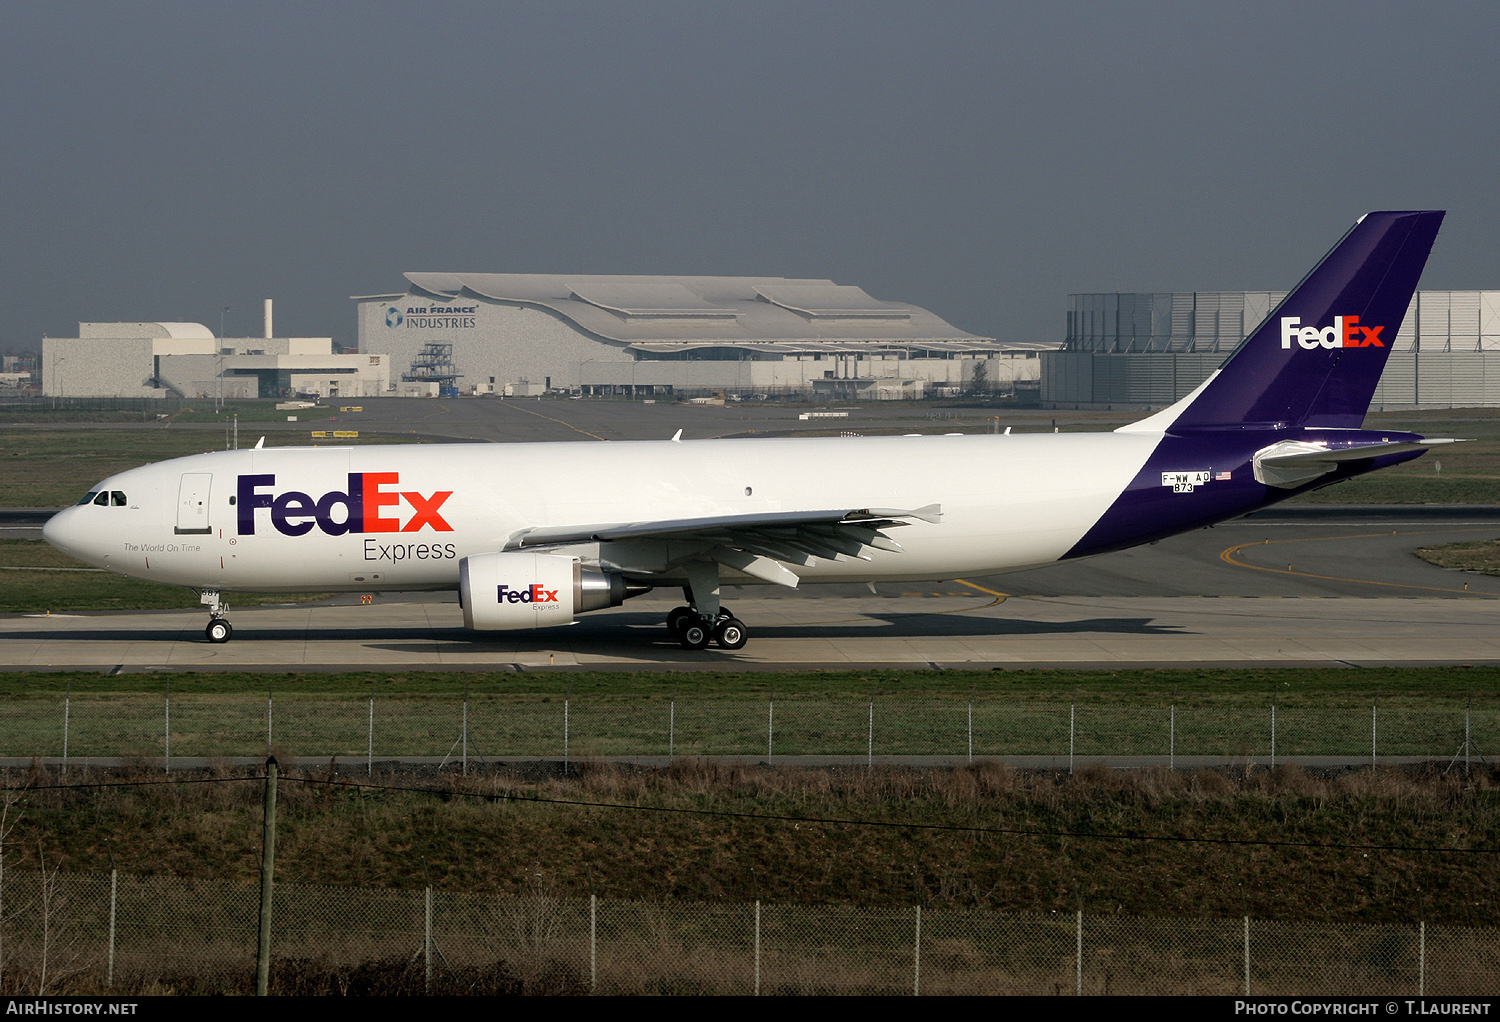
[42,308,390,400]
[356,274,1043,399]
[1043,290,1500,409]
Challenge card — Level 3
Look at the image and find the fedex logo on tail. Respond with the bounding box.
[1280,316,1385,349]
[237,473,454,537]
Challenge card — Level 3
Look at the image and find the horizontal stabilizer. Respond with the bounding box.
[1253,438,1462,489]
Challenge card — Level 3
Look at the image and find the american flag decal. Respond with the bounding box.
[1215,470,1232,481]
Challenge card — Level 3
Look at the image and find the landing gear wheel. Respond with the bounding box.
[678,618,712,650]
[667,606,695,639]
[205,619,232,644]
[714,617,748,650]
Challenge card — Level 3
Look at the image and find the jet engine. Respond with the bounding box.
[459,552,646,630]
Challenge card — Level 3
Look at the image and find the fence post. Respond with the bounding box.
[753,899,761,996]
[590,893,597,992]
[1243,915,1251,995]
[1069,691,1076,775]
[62,683,70,779]
[1372,697,1378,768]
[1075,908,1083,995]
[163,680,170,775]
[462,682,469,777]
[669,698,675,758]
[256,757,279,997]
[967,689,973,765]
[266,679,273,754]
[767,690,774,764]
[424,886,434,995]
[868,685,876,769]
[1466,695,1472,776]
[1271,697,1276,770]
[1419,920,1425,996]
[1169,691,1175,771]
[367,682,375,776]
[107,868,116,987]
[913,904,921,996]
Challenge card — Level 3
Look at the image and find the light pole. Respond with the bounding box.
[217,308,229,412]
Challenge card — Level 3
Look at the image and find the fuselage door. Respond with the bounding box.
[176,473,212,535]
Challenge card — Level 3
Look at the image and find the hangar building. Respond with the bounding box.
[355,274,1042,399]
[1042,290,1500,409]
[42,316,390,400]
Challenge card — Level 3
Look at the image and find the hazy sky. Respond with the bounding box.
[2,1,1495,351]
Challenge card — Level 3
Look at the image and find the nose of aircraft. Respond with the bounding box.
[42,506,93,563]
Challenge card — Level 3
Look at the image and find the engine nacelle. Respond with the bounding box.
[459,552,643,630]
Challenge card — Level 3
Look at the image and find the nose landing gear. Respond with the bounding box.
[200,589,232,643]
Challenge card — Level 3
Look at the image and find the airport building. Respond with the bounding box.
[1043,290,1500,409]
[355,274,1044,399]
[42,309,390,400]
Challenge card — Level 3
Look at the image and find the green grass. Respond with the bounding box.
[172,400,341,423]
[2,665,1499,698]
[0,428,429,507]
[0,668,1495,761]
[1289,474,1500,504]
[0,690,1485,759]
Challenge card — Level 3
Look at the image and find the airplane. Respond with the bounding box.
[43,210,1453,650]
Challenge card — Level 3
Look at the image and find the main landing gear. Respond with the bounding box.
[667,562,748,650]
[667,605,748,650]
[201,589,232,644]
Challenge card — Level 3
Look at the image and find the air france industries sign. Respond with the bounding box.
[386,305,478,329]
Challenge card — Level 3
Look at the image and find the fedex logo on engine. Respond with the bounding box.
[1280,316,1385,350]
[237,473,454,537]
[497,584,559,604]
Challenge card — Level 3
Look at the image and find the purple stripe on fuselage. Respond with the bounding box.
[1063,429,1428,559]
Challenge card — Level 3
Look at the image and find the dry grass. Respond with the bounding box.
[1415,540,1500,576]
[2,760,1497,932]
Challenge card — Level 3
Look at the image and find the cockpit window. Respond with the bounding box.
[92,492,109,506]
[77,492,99,505]
[111,491,127,506]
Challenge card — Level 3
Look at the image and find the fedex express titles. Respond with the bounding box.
[236,473,458,563]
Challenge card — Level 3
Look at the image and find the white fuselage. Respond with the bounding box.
[42,433,1163,592]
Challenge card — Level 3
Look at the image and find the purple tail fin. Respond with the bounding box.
[1170,210,1443,430]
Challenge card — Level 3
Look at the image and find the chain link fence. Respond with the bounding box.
[0,871,1494,995]
[0,690,1496,768]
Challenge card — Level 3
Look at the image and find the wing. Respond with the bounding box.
[504,504,942,587]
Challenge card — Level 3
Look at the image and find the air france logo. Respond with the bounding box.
[237,473,453,537]
[1280,316,1385,349]
[497,583,559,604]
[386,307,404,328]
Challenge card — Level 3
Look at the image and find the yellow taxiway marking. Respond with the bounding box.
[1219,527,1499,597]
[499,402,611,441]
[953,578,1009,605]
